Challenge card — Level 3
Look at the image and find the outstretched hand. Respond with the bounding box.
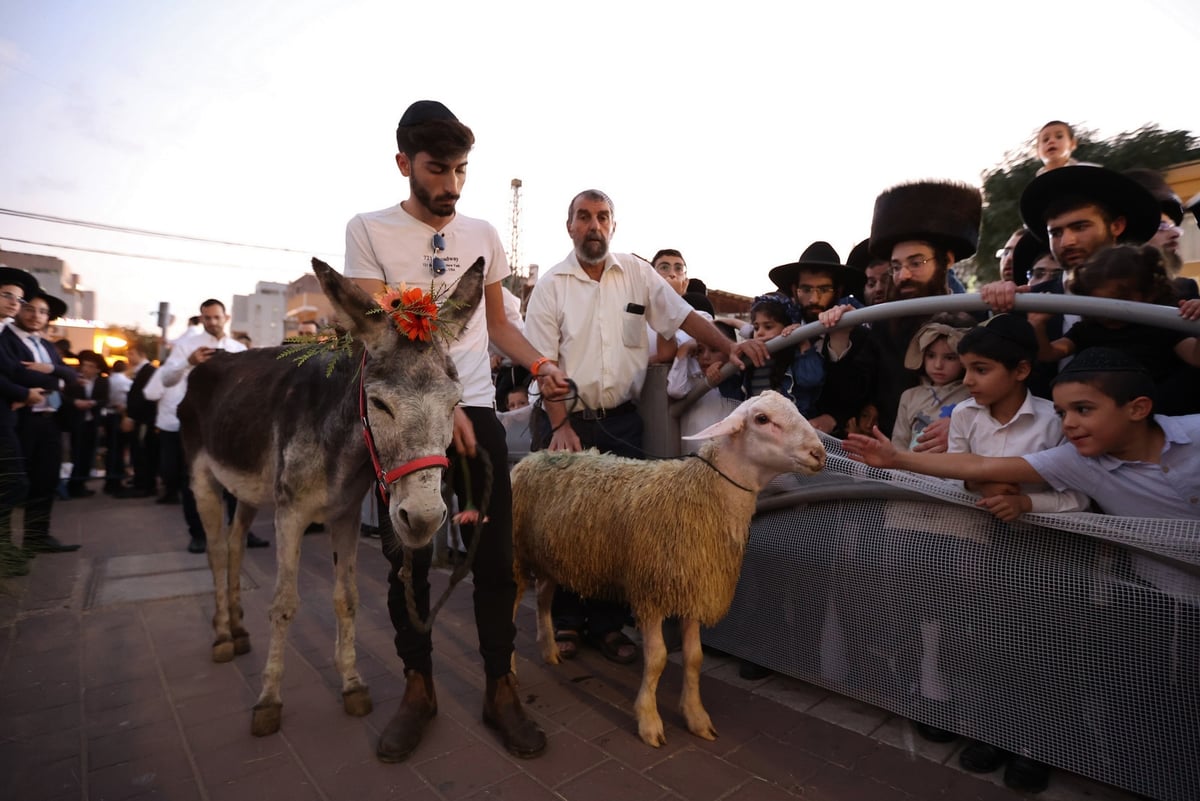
[976,492,1031,522]
[841,426,899,468]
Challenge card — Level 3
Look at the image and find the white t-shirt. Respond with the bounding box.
[344,203,509,407]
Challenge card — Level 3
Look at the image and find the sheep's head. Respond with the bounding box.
[684,390,825,483]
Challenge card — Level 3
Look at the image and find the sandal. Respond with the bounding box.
[554,629,581,660]
[596,630,638,665]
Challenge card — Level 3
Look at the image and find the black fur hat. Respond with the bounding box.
[869,181,982,261]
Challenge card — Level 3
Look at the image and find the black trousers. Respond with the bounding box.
[68,416,99,491]
[0,424,29,543]
[15,411,61,541]
[103,416,129,490]
[384,406,517,679]
[159,430,204,539]
[532,406,643,638]
[129,422,158,493]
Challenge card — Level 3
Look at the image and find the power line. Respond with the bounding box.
[0,207,339,258]
[0,235,318,270]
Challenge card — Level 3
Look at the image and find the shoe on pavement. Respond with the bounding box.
[959,740,1009,773]
[23,535,81,554]
[377,670,437,763]
[246,532,270,548]
[1004,756,1051,793]
[187,537,206,554]
[483,673,546,758]
[0,540,31,576]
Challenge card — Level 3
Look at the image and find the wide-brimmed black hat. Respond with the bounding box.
[0,266,39,302]
[1012,230,1052,286]
[769,241,865,300]
[29,289,68,321]
[869,181,982,261]
[1124,167,1183,225]
[1020,165,1160,245]
[845,238,873,273]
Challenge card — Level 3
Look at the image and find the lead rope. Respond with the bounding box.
[397,448,493,634]
[536,379,753,492]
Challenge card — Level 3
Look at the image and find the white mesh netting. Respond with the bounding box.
[705,434,1199,801]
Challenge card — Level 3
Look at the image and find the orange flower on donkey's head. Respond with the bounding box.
[373,283,440,342]
[375,283,409,314]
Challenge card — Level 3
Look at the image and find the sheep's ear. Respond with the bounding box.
[682,405,747,441]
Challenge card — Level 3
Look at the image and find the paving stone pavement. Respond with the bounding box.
[0,487,1144,801]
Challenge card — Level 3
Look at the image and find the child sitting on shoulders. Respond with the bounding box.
[892,313,974,451]
[667,322,742,451]
[947,314,1090,521]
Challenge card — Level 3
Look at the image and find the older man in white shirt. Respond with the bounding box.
[522,188,767,665]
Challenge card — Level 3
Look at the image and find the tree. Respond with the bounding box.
[972,125,1200,283]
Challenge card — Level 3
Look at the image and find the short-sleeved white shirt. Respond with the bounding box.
[1023,414,1200,519]
[949,392,1089,513]
[344,203,510,407]
[523,251,693,411]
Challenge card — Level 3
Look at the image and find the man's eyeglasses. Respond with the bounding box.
[0,291,25,303]
[795,284,835,296]
[995,247,1015,259]
[430,232,447,276]
[889,255,936,276]
[1158,220,1182,232]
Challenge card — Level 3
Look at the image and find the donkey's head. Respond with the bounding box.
[313,257,485,549]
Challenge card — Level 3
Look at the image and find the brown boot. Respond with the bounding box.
[376,669,436,763]
[483,673,546,759]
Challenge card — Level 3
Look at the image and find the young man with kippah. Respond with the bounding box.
[346,100,570,763]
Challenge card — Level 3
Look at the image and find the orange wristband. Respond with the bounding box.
[530,356,553,377]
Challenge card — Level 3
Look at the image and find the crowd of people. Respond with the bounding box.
[2,105,1197,791]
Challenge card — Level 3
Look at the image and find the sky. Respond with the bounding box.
[2,0,1198,337]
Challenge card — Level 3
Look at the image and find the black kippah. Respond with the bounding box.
[1060,346,1150,376]
[979,313,1037,351]
[398,100,458,127]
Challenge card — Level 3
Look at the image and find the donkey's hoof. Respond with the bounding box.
[251,702,283,736]
[233,635,251,655]
[212,640,236,663]
[342,686,373,717]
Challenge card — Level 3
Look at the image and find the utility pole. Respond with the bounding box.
[503,178,525,303]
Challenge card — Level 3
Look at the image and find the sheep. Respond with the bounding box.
[511,390,826,747]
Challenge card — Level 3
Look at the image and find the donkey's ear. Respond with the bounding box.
[436,257,486,338]
[312,258,398,353]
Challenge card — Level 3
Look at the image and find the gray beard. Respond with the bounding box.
[575,240,609,266]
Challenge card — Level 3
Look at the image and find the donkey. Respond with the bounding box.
[178,257,483,736]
